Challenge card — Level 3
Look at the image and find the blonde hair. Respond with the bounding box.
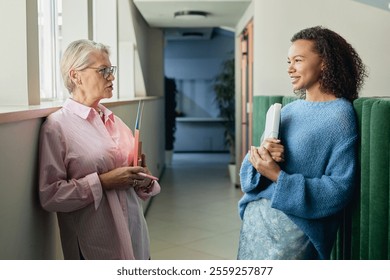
[60,39,110,93]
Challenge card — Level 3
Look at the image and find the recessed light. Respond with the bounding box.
[174,10,209,19]
[182,32,204,37]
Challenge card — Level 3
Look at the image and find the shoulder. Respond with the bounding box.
[323,99,358,141]
[41,108,71,135]
[328,99,357,128]
[333,98,356,118]
[43,108,66,124]
[281,99,304,114]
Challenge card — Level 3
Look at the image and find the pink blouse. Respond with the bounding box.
[39,98,159,259]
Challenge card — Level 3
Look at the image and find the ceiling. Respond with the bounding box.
[352,0,390,12]
[133,0,390,31]
[133,0,251,40]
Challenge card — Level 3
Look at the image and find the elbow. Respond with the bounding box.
[39,193,58,212]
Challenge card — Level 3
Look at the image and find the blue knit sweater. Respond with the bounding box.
[239,98,358,259]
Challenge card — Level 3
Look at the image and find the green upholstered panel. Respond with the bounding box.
[333,98,390,260]
[359,99,379,259]
[282,96,298,106]
[347,98,374,259]
[368,99,390,259]
[330,98,371,259]
[331,230,342,259]
[252,95,283,146]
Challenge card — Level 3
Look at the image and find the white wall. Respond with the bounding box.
[0,0,39,106]
[117,0,164,97]
[93,0,119,97]
[252,0,390,97]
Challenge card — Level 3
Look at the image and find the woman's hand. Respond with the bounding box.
[249,145,281,182]
[99,166,151,191]
[261,138,285,162]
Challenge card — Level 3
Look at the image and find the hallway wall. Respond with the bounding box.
[0,117,61,259]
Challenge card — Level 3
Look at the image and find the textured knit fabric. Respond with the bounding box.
[39,98,160,260]
[238,98,358,259]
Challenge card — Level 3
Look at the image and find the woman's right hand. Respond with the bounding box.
[98,166,147,191]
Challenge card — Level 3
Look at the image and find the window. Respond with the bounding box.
[38,0,64,101]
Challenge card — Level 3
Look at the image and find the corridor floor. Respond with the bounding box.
[146,153,243,260]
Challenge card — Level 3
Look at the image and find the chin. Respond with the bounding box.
[292,86,299,91]
[292,85,304,91]
[105,91,113,98]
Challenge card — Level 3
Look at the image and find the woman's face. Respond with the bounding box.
[287,39,323,94]
[77,51,115,104]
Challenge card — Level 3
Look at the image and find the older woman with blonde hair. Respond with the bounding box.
[39,39,160,260]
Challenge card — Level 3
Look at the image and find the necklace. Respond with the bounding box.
[96,108,104,121]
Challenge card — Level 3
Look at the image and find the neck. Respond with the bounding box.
[71,92,99,110]
[305,90,337,102]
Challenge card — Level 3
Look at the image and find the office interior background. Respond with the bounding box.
[0,0,389,260]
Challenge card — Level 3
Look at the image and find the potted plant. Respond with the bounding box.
[164,76,177,165]
[213,57,236,184]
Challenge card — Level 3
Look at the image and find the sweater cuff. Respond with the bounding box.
[86,172,103,210]
[271,170,287,206]
[240,165,261,193]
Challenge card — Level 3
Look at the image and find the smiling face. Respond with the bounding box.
[72,50,115,108]
[287,39,324,96]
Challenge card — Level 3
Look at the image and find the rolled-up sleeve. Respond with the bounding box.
[39,121,102,212]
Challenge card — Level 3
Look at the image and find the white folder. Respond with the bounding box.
[261,103,282,141]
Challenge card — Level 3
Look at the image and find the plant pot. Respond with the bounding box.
[228,163,237,185]
[165,150,173,166]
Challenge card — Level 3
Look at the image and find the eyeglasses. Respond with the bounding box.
[85,66,117,79]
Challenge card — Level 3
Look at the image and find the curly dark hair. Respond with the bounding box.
[291,26,368,101]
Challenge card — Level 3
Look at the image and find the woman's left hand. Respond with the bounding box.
[135,153,154,191]
[249,146,281,182]
[134,177,153,191]
[261,138,284,162]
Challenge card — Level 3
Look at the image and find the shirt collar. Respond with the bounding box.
[63,98,114,122]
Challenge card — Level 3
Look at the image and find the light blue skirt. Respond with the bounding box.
[237,198,318,260]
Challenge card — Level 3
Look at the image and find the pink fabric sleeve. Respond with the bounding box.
[86,173,103,209]
[39,122,102,212]
[135,180,161,201]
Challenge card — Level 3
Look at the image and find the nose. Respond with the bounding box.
[108,73,115,81]
[287,63,294,74]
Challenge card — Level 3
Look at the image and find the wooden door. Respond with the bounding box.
[240,20,253,162]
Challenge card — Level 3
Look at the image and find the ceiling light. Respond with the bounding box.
[182,32,204,37]
[174,10,209,20]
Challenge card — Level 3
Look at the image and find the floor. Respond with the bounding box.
[146,152,244,260]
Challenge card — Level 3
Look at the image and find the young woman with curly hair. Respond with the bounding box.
[237,26,367,260]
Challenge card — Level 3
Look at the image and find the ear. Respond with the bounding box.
[320,61,325,71]
[70,69,81,85]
